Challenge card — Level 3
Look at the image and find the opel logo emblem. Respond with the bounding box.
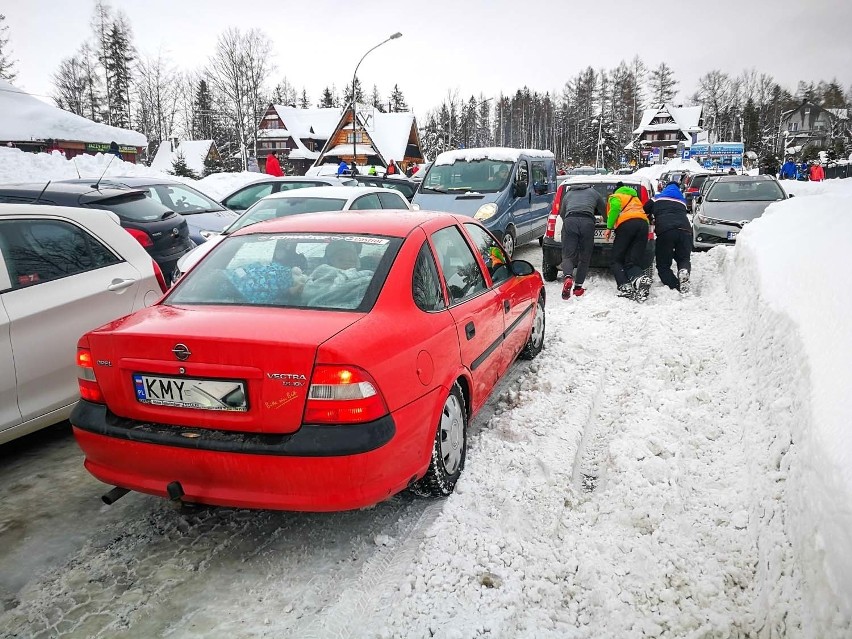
[172,343,191,361]
[171,227,180,237]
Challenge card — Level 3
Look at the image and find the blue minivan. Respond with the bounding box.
[412,148,556,256]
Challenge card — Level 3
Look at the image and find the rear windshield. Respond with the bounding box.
[225,197,348,234]
[88,193,175,222]
[421,159,513,194]
[566,182,643,201]
[166,233,402,311]
[706,180,784,202]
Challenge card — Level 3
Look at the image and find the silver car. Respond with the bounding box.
[0,204,166,444]
[692,176,791,250]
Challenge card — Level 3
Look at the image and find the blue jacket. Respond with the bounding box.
[780,161,797,179]
[337,161,349,175]
[643,183,690,234]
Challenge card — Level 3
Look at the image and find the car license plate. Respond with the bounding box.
[727,231,739,240]
[594,229,606,239]
[133,374,248,411]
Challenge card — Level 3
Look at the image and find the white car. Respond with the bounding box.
[0,204,167,444]
[219,175,358,212]
[173,186,412,279]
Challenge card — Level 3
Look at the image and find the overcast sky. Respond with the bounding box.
[4,0,852,117]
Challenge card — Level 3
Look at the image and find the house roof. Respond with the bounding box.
[314,106,420,167]
[633,104,703,136]
[150,140,214,175]
[0,79,146,147]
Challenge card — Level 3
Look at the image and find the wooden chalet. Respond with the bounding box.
[256,105,342,175]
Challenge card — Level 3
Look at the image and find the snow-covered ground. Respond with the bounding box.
[0,152,851,638]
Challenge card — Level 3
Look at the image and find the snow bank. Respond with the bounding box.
[0,147,262,202]
[727,179,852,635]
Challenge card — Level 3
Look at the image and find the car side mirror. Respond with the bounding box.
[509,259,535,276]
[788,193,794,198]
[514,182,528,198]
[695,195,702,203]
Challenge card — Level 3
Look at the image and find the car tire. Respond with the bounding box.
[501,226,516,258]
[520,294,545,360]
[416,382,467,497]
[542,263,558,282]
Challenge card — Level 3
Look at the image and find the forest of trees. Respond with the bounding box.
[3,3,850,172]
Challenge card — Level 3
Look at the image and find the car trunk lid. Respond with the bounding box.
[86,305,363,433]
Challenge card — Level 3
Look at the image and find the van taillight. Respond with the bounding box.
[152,260,168,293]
[304,365,388,424]
[545,214,557,239]
[550,186,564,216]
[76,346,105,404]
[126,228,153,248]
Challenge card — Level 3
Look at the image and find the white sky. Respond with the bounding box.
[4,0,852,117]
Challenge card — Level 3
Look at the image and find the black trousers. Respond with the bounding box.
[560,215,596,285]
[655,228,693,289]
[610,218,649,287]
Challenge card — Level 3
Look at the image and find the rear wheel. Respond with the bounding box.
[501,227,516,258]
[520,294,546,360]
[416,383,467,497]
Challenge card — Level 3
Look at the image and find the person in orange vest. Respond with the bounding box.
[386,159,399,175]
[604,182,652,302]
[809,161,825,182]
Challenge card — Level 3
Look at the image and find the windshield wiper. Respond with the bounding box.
[447,187,472,193]
[421,185,447,193]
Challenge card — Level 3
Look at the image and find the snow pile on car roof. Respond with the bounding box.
[434,147,555,165]
[633,158,706,181]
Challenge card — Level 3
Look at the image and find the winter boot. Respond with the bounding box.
[678,269,690,294]
[562,276,574,300]
[617,283,635,299]
[632,275,652,303]
[573,285,586,297]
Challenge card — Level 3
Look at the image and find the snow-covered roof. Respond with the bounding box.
[434,147,555,166]
[0,79,146,147]
[287,148,320,160]
[322,144,377,157]
[256,128,292,139]
[366,111,417,165]
[150,140,214,175]
[268,105,342,160]
[827,108,849,121]
[633,104,703,136]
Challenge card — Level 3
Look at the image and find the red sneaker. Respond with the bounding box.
[573,286,585,297]
[562,276,574,300]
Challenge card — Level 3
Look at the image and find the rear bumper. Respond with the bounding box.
[71,398,432,511]
[542,237,655,270]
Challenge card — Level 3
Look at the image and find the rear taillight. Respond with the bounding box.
[304,365,388,424]
[639,185,649,203]
[152,260,168,293]
[126,228,153,248]
[545,214,558,239]
[687,187,699,194]
[76,345,105,404]
[550,186,564,217]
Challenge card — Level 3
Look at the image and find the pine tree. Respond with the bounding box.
[273,77,297,105]
[170,151,199,179]
[91,0,114,123]
[370,84,385,112]
[104,15,134,128]
[0,14,17,82]
[202,150,226,176]
[318,87,335,108]
[343,78,364,105]
[299,88,310,109]
[191,79,214,139]
[742,98,760,153]
[389,84,408,112]
[821,80,847,108]
[649,62,678,106]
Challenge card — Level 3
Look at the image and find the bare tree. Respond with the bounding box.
[52,56,88,115]
[207,27,275,169]
[134,53,182,158]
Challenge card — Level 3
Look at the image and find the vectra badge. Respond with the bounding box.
[172,343,191,361]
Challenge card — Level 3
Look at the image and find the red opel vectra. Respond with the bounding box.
[71,210,545,511]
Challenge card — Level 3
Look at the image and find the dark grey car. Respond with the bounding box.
[692,176,790,249]
[0,182,193,280]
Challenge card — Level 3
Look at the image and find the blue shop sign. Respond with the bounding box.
[709,143,744,155]
[689,144,710,157]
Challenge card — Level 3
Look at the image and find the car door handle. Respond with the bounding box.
[503,299,510,314]
[465,322,475,340]
[107,278,136,292]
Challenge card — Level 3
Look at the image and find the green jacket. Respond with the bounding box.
[606,186,646,229]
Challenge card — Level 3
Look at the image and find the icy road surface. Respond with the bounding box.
[0,243,813,638]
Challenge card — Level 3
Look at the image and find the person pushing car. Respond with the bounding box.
[559,183,607,299]
[604,182,652,302]
[644,181,692,294]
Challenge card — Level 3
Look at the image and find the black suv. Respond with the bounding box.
[0,182,193,281]
[352,175,418,202]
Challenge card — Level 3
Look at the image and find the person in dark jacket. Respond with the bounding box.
[644,182,692,293]
[559,184,606,299]
[108,141,123,160]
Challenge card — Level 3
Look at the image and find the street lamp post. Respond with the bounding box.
[594,116,604,169]
[351,32,402,171]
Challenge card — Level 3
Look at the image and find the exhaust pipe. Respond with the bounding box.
[166,481,185,503]
[102,486,130,505]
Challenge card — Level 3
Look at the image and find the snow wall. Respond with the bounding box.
[725,182,852,637]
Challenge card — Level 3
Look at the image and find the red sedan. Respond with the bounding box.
[71,210,546,511]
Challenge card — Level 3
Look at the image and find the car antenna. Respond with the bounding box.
[34,181,52,204]
[93,155,116,190]
[72,158,82,178]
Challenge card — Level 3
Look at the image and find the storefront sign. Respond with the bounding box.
[85,143,138,154]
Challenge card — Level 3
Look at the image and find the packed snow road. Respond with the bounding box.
[0,243,812,638]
